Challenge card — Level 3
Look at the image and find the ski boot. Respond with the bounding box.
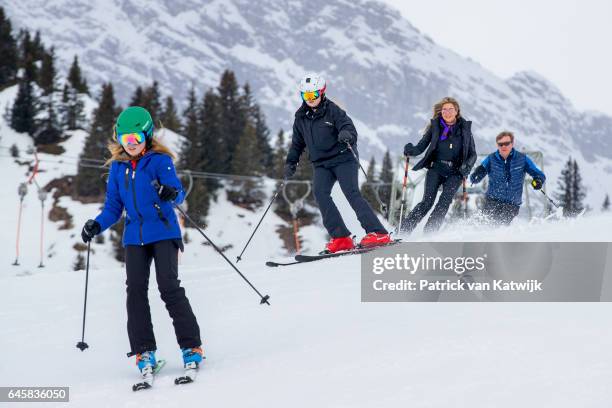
[132,350,161,391]
[321,236,355,254]
[175,347,204,385]
[359,232,392,248]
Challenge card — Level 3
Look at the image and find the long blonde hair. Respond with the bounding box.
[432,96,461,120]
[105,135,176,166]
[423,96,462,133]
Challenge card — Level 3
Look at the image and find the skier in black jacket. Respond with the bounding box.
[401,97,477,233]
[285,73,390,253]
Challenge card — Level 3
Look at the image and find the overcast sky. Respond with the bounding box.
[382,0,611,116]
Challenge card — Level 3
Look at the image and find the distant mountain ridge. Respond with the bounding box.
[3,0,611,205]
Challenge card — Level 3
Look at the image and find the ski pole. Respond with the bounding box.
[153,181,270,305]
[345,142,368,181]
[76,241,91,351]
[13,183,27,266]
[396,156,410,235]
[531,179,559,209]
[236,180,285,263]
[462,178,468,219]
[540,190,559,208]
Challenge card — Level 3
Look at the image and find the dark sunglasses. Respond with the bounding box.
[497,141,512,147]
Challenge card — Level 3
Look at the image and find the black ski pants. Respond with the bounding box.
[313,159,387,238]
[125,239,201,355]
[482,196,520,225]
[401,167,463,233]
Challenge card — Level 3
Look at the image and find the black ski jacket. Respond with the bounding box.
[286,98,358,167]
[406,117,477,175]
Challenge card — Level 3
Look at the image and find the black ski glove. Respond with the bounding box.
[403,143,415,157]
[531,178,543,190]
[338,130,355,145]
[469,165,487,184]
[284,163,297,180]
[156,184,179,201]
[459,163,471,177]
[81,219,101,243]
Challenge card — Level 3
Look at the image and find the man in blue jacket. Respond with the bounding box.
[469,131,546,224]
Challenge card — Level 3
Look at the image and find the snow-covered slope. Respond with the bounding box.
[3,0,611,207]
[2,223,612,407]
[2,80,612,406]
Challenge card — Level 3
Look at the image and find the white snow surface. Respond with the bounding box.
[1,86,612,407]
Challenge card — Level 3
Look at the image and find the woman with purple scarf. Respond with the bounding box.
[401,97,477,234]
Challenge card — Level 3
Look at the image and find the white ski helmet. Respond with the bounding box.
[298,73,326,95]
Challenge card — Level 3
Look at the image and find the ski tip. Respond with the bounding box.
[174,376,194,385]
[265,261,278,267]
[132,382,152,391]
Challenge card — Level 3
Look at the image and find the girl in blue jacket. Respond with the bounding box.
[81,106,203,376]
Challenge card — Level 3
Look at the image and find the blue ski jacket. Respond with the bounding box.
[95,151,185,246]
[470,149,545,206]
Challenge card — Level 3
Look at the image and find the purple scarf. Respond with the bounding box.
[439,118,454,141]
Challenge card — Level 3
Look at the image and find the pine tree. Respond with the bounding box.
[17,30,38,79]
[556,157,586,217]
[130,86,145,106]
[217,70,246,172]
[67,55,89,94]
[228,122,265,208]
[0,7,18,88]
[272,129,287,179]
[142,80,162,123]
[379,150,394,212]
[34,93,62,145]
[179,87,199,169]
[60,82,86,130]
[180,87,211,223]
[38,47,57,95]
[361,156,380,212]
[32,30,45,60]
[10,74,37,134]
[556,157,573,214]
[572,160,585,215]
[603,194,610,212]
[243,83,273,175]
[74,83,118,198]
[161,95,181,131]
[199,88,225,184]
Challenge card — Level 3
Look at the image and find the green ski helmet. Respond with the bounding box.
[114,106,155,146]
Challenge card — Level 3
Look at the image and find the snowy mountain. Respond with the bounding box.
[2,79,612,408]
[3,0,612,207]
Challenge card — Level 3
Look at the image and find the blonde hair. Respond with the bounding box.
[105,135,176,166]
[432,96,461,120]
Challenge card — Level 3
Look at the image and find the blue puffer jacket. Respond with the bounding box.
[470,149,545,206]
[95,151,185,246]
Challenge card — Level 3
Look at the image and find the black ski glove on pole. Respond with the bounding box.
[531,178,543,190]
[81,219,101,243]
[156,184,179,201]
[284,163,297,180]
